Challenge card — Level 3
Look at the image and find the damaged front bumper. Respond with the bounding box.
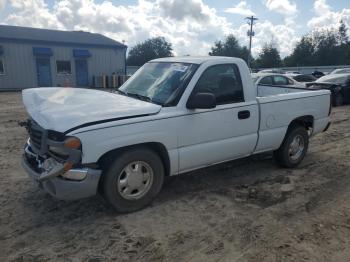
[22,141,102,201]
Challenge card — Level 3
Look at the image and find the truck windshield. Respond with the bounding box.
[119,62,198,106]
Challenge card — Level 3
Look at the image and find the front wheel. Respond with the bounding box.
[102,148,164,213]
[274,126,309,168]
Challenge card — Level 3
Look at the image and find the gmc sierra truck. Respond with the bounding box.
[22,57,331,213]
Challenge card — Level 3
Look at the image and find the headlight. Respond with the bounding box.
[49,137,81,156]
[63,137,81,149]
[49,146,68,156]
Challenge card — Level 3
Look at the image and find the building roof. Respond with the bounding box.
[0,24,126,49]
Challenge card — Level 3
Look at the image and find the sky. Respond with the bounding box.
[0,0,349,57]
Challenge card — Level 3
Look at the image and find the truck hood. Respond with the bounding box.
[22,88,162,133]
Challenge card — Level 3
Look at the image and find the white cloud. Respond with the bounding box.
[159,0,210,22]
[0,0,6,10]
[265,0,297,16]
[225,1,255,16]
[1,0,299,58]
[314,0,330,15]
[308,0,350,32]
[7,0,63,29]
[3,0,234,56]
[231,20,298,57]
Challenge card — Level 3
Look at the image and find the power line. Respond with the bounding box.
[245,16,258,68]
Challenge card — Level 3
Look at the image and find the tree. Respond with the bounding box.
[283,26,350,67]
[283,36,315,66]
[338,20,350,64]
[255,43,282,68]
[338,20,349,45]
[209,35,249,62]
[127,37,173,66]
[313,30,341,65]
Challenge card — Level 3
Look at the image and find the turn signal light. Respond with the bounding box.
[64,137,81,149]
[63,162,74,172]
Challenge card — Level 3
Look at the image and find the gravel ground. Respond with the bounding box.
[0,92,350,262]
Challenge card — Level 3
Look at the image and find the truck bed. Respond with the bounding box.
[254,84,331,153]
[257,84,309,97]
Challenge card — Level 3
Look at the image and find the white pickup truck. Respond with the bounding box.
[22,57,331,212]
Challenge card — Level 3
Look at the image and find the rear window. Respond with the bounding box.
[294,75,316,82]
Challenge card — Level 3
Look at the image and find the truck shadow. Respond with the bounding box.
[21,153,285,215]
[155,153,290,207]
[19,150,330,224]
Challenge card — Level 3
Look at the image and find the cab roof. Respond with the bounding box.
[151,56,244,65]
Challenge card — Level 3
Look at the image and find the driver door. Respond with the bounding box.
[177,64,259,173]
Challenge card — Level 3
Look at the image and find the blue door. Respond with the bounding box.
[36,58,52,87]
[75,59,89,86]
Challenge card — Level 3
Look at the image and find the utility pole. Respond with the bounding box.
[245,16,258,68]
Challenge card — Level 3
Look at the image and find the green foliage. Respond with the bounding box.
[283,22,350,67]
[284,36,315,66]
[127,37,173,66]
[209,35,249,62]
[339,20,349,44]
[255,43,282,68]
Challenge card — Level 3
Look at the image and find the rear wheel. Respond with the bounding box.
[102,148,164,213]
[333,93,344,107]
[274,126,309,168]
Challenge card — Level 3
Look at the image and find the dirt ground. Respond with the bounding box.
[0,92,350,262]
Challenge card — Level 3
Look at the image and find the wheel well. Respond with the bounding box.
[97,142,171,176]
[288,115,314,131]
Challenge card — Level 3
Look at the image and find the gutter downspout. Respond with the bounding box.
[124,46,127,76]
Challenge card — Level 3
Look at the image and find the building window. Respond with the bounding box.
[0,59,4,75]
[56,60,71,74]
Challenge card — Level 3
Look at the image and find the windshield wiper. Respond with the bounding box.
[116,90,127,96]
[116,90,161,105]
[127,92,153,102]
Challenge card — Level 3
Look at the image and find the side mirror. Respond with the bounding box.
[187,92,216,109]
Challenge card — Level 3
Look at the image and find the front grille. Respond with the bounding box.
[28,120,44,150]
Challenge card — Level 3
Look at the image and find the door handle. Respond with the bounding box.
[238,110,250,120]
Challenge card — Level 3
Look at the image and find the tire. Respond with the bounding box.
[274,126,309,168]
[333,93,344,107]
[102,148,164,213]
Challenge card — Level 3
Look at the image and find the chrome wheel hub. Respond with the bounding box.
[288,135,305,161]
[117,161,153,200]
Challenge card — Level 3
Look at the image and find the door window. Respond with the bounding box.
[193,64,244,104]
[259,76,273,85]
[273,76,288,85]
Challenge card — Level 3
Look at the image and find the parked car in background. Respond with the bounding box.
[307,73,350,106]
[259,68,285,74]
[285,71,301,77]
[252,73,305,88]
[329,68,350,75]
[292,74,317,83]
[312,70,325,78]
